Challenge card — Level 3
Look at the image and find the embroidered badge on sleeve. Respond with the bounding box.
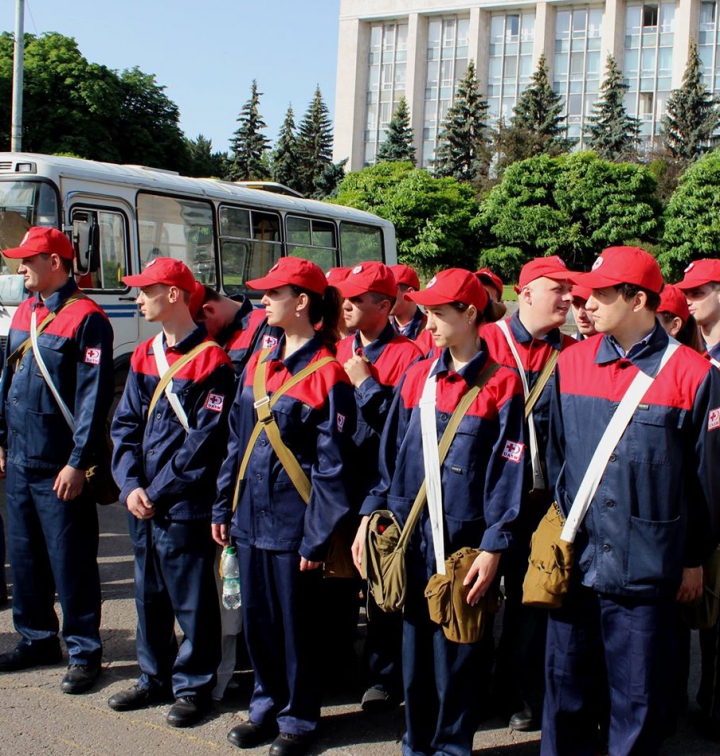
[502,440,525,463]
[205,393,225,413]
[84,347,101,365]
[336,412,346,432]
[708,408,720,431]
[262,335,278,349]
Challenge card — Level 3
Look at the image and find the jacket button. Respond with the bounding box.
[602,544,611,552]
[148,450,154,456]
[609,454,617,462]
[440,413,448,421]
[256,473,262,481]
[11,398,17,404]
[261,439,267,446]
[18,364,24,371]
[606,500,615,507]
[156,412,162,420]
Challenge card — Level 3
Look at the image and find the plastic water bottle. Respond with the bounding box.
[220,546,241,610]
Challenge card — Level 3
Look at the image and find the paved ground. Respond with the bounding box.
[0,485,717,755]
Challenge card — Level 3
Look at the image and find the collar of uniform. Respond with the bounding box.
[393,307,424,335]
[34,278,79,314]
[595,322,668,374]
[706,341,720,364]
[216,299,253,347]
[430,344,490,386]
[509,310,563,350]
[263,331,324,373]
[352,321,396,363]
[159,324,209,356]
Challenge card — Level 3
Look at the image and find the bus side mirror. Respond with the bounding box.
[72,212,100,275]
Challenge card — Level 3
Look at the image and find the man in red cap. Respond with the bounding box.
[482,255,576,731]
[677,259,720,366]
[0,227,114,694]
[570,285,597,341]
[542,246,720,756]
[389,263,428,341]
[336,261,423,711]
[109,257,236,727]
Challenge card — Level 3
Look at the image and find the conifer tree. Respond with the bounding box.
[662,39,720,163]
[297,86,334,196]
[432,61,490,181]
[585,55,640,161]
[376,97,416,165]
[229,80,271,180]
[271,105,302,192]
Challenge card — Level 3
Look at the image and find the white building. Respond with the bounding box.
[334,0,720,169]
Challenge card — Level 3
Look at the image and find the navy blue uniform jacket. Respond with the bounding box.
[361,347,526,578]
[213,333,357,563]
[111,326,235,519]
[547,326,720,598]
[0,279,114,471]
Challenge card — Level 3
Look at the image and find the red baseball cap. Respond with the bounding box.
[475,268,504,298]
[516,256,572,290]
[571,285,593,303]
[391,264,421,290]
[659,284,690,322]
[325,267,350,286]
[406,268,489,313]
[573,246,664,294]
[247,256,327,295]
[336,261,398,299]
[3,226,74,260]
[677,259,720,290]
[123,257,196,292]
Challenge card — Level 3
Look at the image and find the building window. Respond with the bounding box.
[421,15,470,167]
[699,1,720,96]
[623,2,675,140]
[364,20,408,166]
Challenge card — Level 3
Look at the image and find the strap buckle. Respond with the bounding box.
[253,395,273,424]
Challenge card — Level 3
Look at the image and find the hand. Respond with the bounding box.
[676,566,703,603]
[299,557,322,571]
[52,465,86,501]
[126,487,156,520]
[343,355,371,389]
[212,523,229,546]
[0,447,6,479]
[464,551,501,606]
[351,516,370,573]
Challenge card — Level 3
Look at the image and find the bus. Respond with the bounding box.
[0,152,396,392]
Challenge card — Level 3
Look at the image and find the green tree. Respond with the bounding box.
[376,97,416,165]
[585,55,640,161]
[271,105,303,192]
[229,80,271,180]
[659,148,720,279]
[662,39,720,163]
[474,151,661,281]
[314,158,347,199]
[432,61,490,182]
[334,161,480,274]
[185,134,230,178]
[297,86,334,196]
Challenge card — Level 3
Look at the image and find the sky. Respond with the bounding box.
[0,0,341,154]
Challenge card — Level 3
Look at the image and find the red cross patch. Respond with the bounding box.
[205,393,225,413]
[502,440,525,463]
[708,408,720,431]
[262,335,278,349]
[84,347,101,365]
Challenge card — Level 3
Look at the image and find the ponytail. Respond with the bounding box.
[291,284,344,354]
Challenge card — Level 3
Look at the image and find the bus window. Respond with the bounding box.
[286,216,337,271]
[137,193,216,284]
[340,222,384,267]
[72,208,129,290]
[219,205,282,294]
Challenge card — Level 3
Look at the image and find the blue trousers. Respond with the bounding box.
[129,515,220,699]
[5,464,101,663]
[238,544,322,735]
[542,585,676,756]
[401,575,486,756]
[0,510,7,597]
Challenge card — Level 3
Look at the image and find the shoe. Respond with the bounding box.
[227,720,278,749]
[61,663,101,694]
[269,732,313,756]
[509,702,540,732]
[166,696,209,728]
[0,592,8,608]
[108,684,172,711]
[0,644,63,672]
[361,685,395,713]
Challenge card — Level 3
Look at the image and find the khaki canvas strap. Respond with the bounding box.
[233,348,335,511]
[148,341,217,417]
[524,349,559,421]
[395,361,501,552]
[7,291,87,369]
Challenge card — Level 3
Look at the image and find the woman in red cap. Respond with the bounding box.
[657,284,703,353]
[212,257,357,756]
[352,268,526,756]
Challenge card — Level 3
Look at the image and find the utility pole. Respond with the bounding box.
[11,0,25,152]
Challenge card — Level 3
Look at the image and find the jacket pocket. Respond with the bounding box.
[624,514,682,586]
[26,410,73,467]
[626,407,685,465]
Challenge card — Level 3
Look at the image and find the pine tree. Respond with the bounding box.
[296,86,334,196]
[662,39,720,163]
[185,134,230,178]
[510,53,571,154]
[376,97,416,164]
[432,62,490,182]
[271,105,303,192]
[229,80,271,180]
[585,55,640,161]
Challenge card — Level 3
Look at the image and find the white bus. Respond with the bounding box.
[0,153,396,392]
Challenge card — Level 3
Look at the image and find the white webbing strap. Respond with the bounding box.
[497,319,545,490]
[711,357,720,369]
[30,310,76,430]
[420,359,445,575]
[560,341,680,543]
[152,332,190,432]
